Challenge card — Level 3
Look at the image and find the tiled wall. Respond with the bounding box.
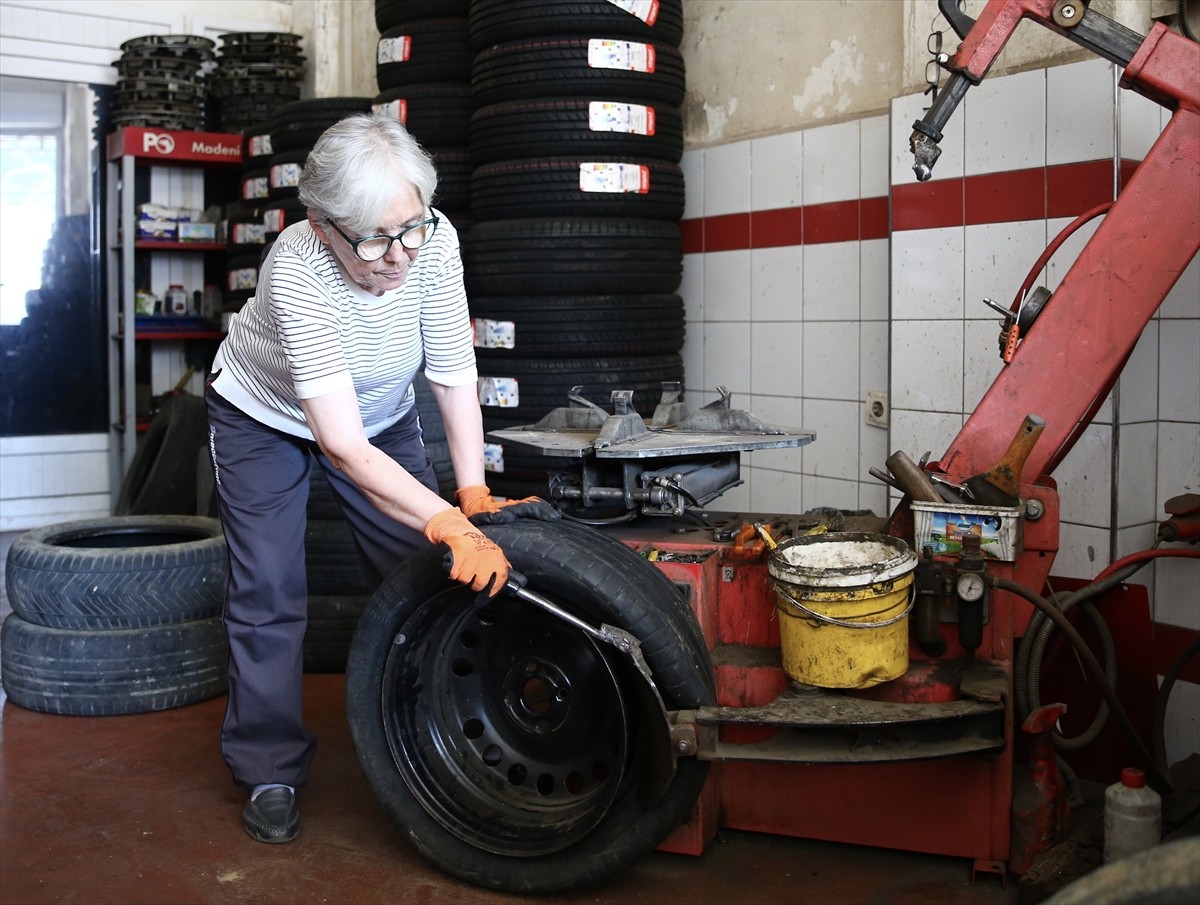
[680,58,1199,762]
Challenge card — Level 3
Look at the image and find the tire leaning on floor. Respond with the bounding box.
[114,394,210,516]
[345,519,714,893]
[5,515,227,630]
[0,614,229,716]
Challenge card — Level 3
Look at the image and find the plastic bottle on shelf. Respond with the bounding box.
[1103,767,1161,862]
[166,284,188,315]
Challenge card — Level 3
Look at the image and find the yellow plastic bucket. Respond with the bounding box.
[767,532,917,689]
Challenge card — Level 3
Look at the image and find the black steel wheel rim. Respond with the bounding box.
[382,587,630,856]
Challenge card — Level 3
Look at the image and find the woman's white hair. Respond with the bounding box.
[298,111,438,231]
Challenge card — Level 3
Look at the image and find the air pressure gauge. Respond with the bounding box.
[956,571,986,602]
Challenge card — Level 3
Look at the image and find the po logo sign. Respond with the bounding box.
[142,131,176,155]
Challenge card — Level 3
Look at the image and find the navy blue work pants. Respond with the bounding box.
[204,382,438,790]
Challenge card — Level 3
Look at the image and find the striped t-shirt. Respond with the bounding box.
[211,212,476,441]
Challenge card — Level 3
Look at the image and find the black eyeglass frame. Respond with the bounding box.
[328,214,440,261]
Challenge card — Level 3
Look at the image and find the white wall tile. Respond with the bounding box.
[888,408,963,471]
[747,392,805,473]
[1117,422,1159,528]
[860,415,889,483]
[803,321,860,402]
[891,89,965,183]
[1047,59,1115,166]
[1055,423,1113,528]
[751,321,803,397]
[802,119,859,204]
[963,220,1048,320]
[859,321,888,395]
[801,474,861,512]
[702,321,751,398]
[715,473,752,513]
[1044,216,1102,291]
[703,141,752,216]
[701,249,753,321]
[1118,320,1159,425]
[860,238,889,321]
[802,399,860,482]
[1053,521,1113,578]
[891,320,964,412]
[964,68,1046,176]
[682,323,705,398]
[1157,421,1200,500]
[803,241,861,321]
[1160,318,1200,422]
[1153,556,1200,629]
[859,114,889,199]
[680,148,705,220]
[750,466,801,515]
[891,227,965,319]
[681,253,705,323]
[962,319,1006,414]
[750,130,803,210]
[1160,252,1199,320]
[751,245,803,321]
[858,479,888,517]
[1118,80,1164,162]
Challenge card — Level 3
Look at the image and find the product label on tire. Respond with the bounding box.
[232,223,265,245]
[378,35,412,64]
[588,39,656,73]
[588,101,656,135]
[242,175,269,200]
[605,0,660,25]
[248,134,273,157]
[270,162,302,189]
[478,377,519,408]
[263,209,286,232]
[228,267,258,291]
[483,443,505,473]
[473,318,516,349]
[372,99,408,123]
[579,162,650,194]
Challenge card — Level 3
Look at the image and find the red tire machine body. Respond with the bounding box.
[489,0,1198,880]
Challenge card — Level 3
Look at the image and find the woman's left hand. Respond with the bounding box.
[456,484,560,524]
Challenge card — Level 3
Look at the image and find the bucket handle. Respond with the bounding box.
[770,581,915,629]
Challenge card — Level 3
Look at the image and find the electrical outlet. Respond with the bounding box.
[866,391,889,428]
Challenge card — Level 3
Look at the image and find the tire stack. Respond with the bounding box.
[463,0,687,499]
[1,516,230,715]
[222,122,273,316]
[371,0,475,498]
[207,32,305,133]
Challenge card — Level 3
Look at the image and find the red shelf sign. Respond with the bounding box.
[108,127,243,164]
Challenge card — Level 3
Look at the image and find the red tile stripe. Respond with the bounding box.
[680,159,1137,253]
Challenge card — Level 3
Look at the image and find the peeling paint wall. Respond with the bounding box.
[681,0,1164,148]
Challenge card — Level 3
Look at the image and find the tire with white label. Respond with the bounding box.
[376,19,473,90]
[372,83,472,147]
[470,293,684,357]
[376,0,470,32]
[470,37,686,108]
[468,0,684,51]
[463,218,681,296]
[268,97,374,153]
[470,157,684,221]
[469,98,683,165]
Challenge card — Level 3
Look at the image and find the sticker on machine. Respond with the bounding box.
[579,162,650,193]
[377,35,412,64]
[483,443,505,473]
[473,317,516,349]
[605,0,660,25]
[372,99,408,123]
[478,376,519,408]
[587,39,656,72]
[588,101,656,135]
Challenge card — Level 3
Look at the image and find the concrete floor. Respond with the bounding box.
[0,672,1021,905]
[0,524,1022,905]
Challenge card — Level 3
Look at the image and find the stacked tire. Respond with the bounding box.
[463,0,687,498]
[371,0,475,498]
[0,516,230,715]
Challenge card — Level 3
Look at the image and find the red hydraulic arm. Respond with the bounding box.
[910,0,1200,484]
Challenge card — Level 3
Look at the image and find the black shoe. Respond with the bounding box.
[243,786,299,844]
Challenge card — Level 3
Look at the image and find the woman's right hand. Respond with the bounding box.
[423,508,510,596]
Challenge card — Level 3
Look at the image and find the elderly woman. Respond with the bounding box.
[204,112,553,844]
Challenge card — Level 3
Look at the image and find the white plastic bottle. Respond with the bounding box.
[1103,767,1161,862]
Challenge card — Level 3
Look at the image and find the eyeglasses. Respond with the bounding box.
[924,30,947,106]
[329,215,439,261]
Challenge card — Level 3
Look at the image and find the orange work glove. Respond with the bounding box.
[455,484,560,524]
[423,507,510,596]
